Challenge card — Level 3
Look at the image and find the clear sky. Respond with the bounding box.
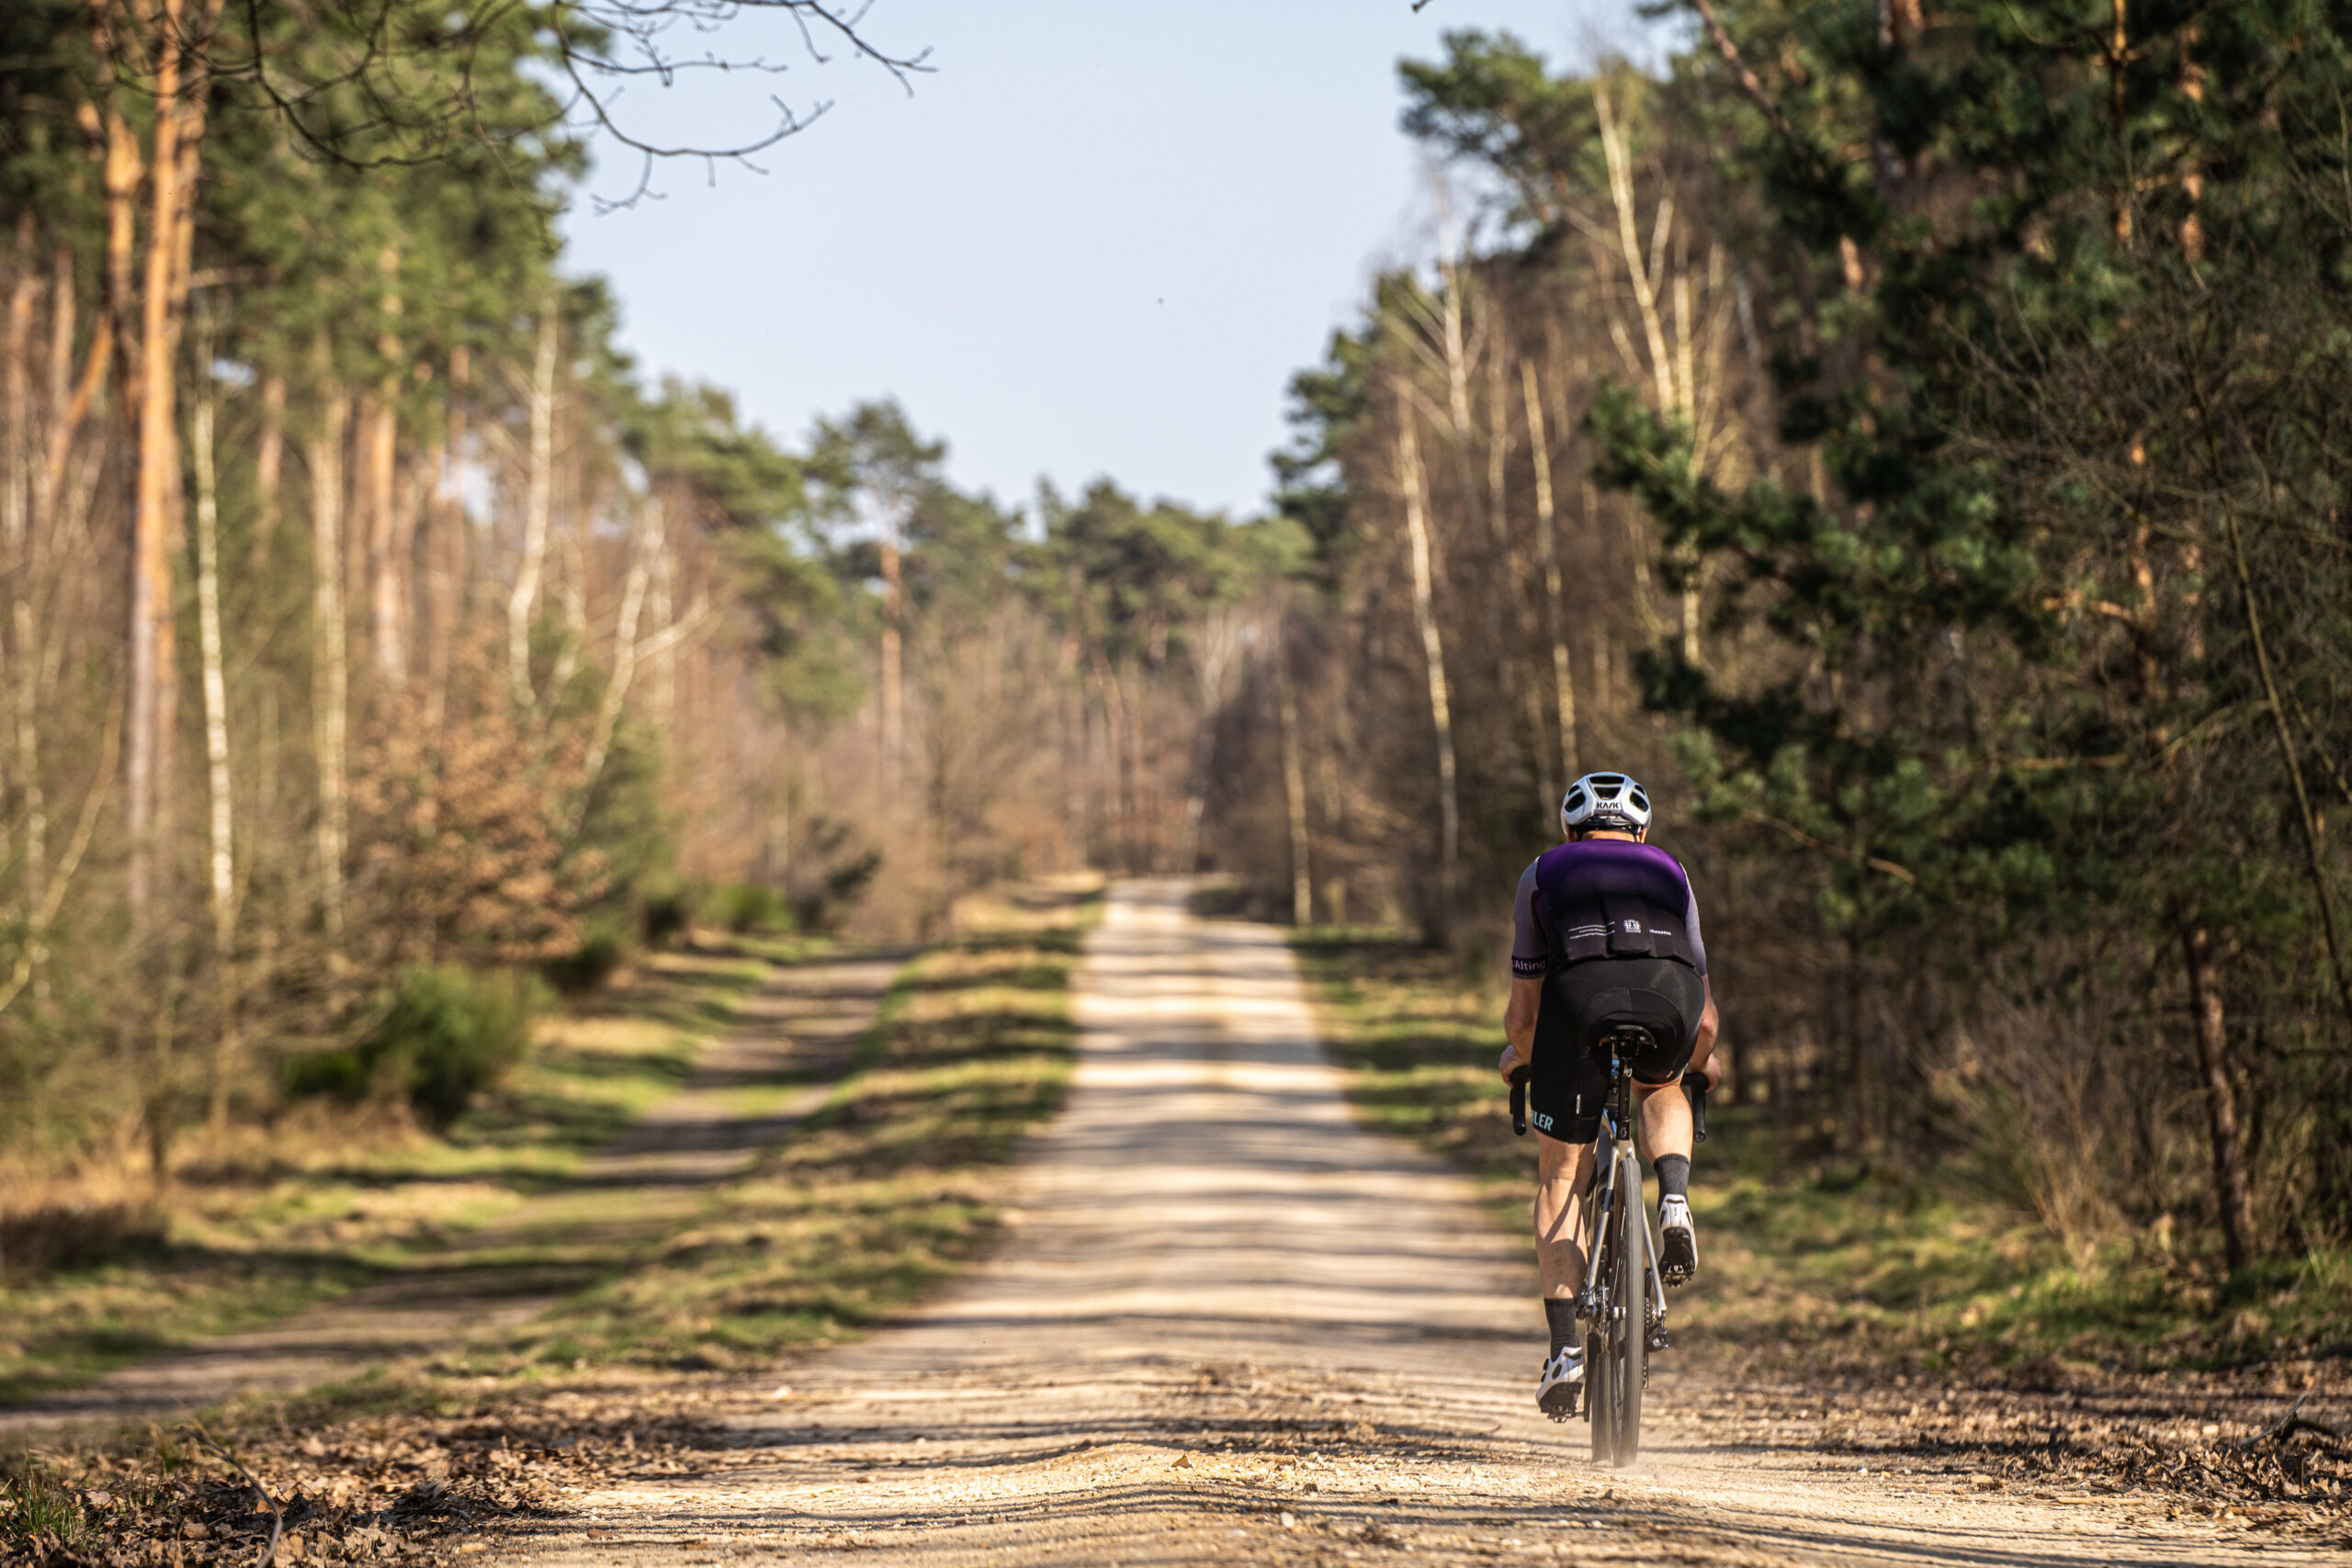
[559,0,1658,519]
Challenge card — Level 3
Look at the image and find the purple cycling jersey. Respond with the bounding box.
[1510,840,1707,978]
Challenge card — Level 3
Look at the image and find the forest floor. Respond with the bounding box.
[0,946,902,1434]
[6,882,2348,1566]
[0,936,804,1408]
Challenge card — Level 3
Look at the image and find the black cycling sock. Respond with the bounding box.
[1544,1297,1578,1357]
[1655,1153,1690,1203]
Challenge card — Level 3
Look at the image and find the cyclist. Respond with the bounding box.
[1497,772,1720,1419]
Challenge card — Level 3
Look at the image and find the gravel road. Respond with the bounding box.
[491,882,2341,1567]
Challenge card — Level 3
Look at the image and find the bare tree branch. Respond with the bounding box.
[210,0,932,203]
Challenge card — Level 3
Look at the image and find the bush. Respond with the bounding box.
[284,965,547,1130]
[545,922,629,996]
[710,883,790,934]
[0,1201,165,1282]
[281,1045,370,1103]
[783,816,881,933]
[374,966,545,1127]
[788,848,880,934]
[640,881,700,949]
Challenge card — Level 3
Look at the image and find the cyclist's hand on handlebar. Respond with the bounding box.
[1498,1043,1528,1085]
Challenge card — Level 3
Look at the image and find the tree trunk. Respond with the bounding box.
[20,245,92,1004]
[367,245,405,687]
[1521,360,1579,791]
[1434,256,1513,748]
[249,368,283,582]
[879,525,902,805]
[1590,621,1612,716]
[2182,921,2256,1271]
[1177,608,1238,874]
[361,390,401,686]
[1394,403,1459,908]
[106,0,225,931]
[1316,705,1349,926]
[551,442,593,701]
[648,535,676,732]
[1594,84,1679,415]
[1436,257,1490,542]
[123,3,188,927]
[1277,647,1312,926]
[190,346,237,1126]
[311,387,350,938]
[582,492,668,794]
[1097,656,1133,870]
[1594,83,1712,674]
[427,344,467,729]
[508,310,558,703]
[2215,498,2352,1034]
[4,226,33,898]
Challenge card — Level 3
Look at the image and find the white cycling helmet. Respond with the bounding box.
[1561,772,1652,838]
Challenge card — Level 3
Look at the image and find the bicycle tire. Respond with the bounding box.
[1613,1162,1646,1464]
[1586,1328,1611,1461]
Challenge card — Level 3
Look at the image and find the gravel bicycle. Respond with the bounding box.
[1510,1027,1674,1466]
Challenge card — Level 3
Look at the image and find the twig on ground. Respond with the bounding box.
[2250,1396,2344,1450]
[185,1421,285,1568]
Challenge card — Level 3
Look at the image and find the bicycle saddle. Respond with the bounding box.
[1600,1023,1659,1054]
[1575,986,1687,1055]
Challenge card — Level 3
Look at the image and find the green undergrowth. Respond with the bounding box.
[0,937,810,1409]
[465,880,1104,1376]
[1291,930,2352,1381]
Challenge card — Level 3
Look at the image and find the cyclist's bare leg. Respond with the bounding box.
[1635,1078,1695,1161]
[1640,1026,1715,1283]
[1533,1132,1598,1297]
[1635,990,1721,1159]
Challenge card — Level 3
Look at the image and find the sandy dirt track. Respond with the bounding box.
[491,883,2337,1567]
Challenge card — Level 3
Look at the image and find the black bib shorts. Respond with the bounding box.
[1525,957,1704,1145]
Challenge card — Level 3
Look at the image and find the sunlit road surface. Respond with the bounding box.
[497,882,2335,1567]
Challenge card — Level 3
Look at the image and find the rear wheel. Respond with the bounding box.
[1612,1160,1647,1464]
[1586,1176,1617,1462]
[1585,1327,1611,1461]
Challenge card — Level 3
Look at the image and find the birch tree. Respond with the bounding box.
[1392,397,1458,907]
[509,310,559,704]
[188,335,237,1122]
[311,386,350,937]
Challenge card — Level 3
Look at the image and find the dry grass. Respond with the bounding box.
[0,939,794,1407]
[461,877,1103,1374]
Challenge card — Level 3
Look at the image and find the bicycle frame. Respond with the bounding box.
[1510,1031,1669,1464]
[1577,1045,1666,1348]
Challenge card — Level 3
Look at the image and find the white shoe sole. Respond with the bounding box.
[1660,1224,1697,1283]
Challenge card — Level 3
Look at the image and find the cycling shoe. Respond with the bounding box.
[1658,1194,1698,1285]
[1537,1344,1583,1421]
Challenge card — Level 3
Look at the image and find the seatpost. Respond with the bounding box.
[1607,1044,1631,1137]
